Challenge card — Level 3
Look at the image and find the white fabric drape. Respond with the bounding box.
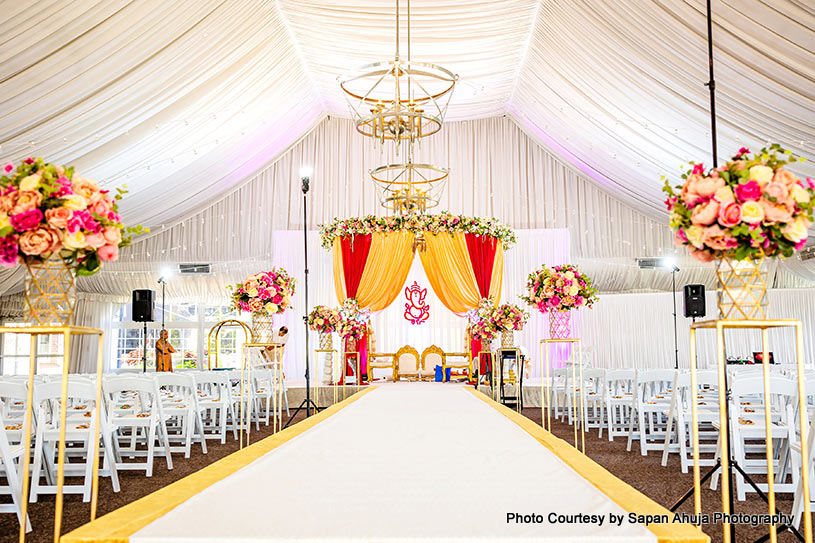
[69,296,118,373]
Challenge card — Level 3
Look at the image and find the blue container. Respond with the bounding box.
[434,365,452,382]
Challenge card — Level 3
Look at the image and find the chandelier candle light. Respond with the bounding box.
[339,0,457,215]
[230,269,296,342]
[663,145,813,319]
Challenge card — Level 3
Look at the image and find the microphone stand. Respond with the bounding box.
[285,173,320,427]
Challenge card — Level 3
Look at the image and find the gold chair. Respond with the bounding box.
[420,345,445,381]
[394,345,420,381]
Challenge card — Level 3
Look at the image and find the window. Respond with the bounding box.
[111,302,250,370]
[1,325,65,375]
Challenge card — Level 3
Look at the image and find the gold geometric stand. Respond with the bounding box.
[0,325,103,543]
[241,342,284,447]
[688,319,811,543]
[540,338,584,453]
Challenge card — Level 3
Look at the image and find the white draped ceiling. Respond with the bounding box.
[1,0,811,226]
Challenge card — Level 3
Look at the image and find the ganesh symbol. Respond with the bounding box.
[404,281,430,325]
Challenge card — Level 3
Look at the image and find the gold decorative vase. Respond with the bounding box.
[24,257,77,326]
[501,330,514,348]
[716,253,769,319]
[549,309,571,339]
[319,332,333,350]
[251,311,275,342]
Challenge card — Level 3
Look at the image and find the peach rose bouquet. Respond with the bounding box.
[230,268,296,315]
[307,305,342,333]
[663,145,813,262]
[0,157,145,275]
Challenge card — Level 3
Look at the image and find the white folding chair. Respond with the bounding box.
[154,373,207,458]
[604,369,636,442]
[29,378,119,502]
[628,369,675,455]
[661,370,720,473]
[0,405,31,532]
[193,372,236,444]
[103,376,173,477]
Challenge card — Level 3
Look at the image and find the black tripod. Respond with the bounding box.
[284,169,320,428]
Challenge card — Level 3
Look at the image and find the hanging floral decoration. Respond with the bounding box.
[663,145,813,262]
[230,268,296,314]
[0,157,146,275]
[319,211,516,250]
[521,264,598,313]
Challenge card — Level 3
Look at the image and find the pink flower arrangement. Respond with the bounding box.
[307,305,342,333]
[521,264,598,313]
[663,145,814,262]
[230,268,296,315]
[0,157,143,274]
[337,317,367,341]
[489,303,529,332]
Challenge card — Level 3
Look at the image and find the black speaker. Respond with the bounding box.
[132,289,155,322]
[683,284,706,318]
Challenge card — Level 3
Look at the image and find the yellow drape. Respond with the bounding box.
[419,232,481,314]
[333,231,415,312]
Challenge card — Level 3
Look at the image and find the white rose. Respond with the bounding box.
[63,231,86,250]
[19,174,41,192]
[714,185,735,204]
[568,284,579,296]
[790,184,811,204]
[749,165,774,186]
[61,194,88,211]
[685,225,705,249]
[247,288,258,298]
[782,217,809,244]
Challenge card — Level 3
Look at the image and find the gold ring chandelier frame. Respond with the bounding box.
[369,161,449,214]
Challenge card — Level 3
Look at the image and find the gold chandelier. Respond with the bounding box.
[339,0,457,147]
[339,0,456,217]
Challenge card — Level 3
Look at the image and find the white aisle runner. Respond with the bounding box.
[133,383,656,542]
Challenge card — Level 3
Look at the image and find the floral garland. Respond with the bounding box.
[230,268,296,314]
[0,157,145,275]
[307,305,342,333]
[663,145,813,262]
[490,303,529,332]
[521,264,598,313]
[318,212,516,250]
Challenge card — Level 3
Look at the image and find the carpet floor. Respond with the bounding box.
[1,399,810,543]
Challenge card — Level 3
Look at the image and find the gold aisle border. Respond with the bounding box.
[0,325,104,543]
[61,386,378,543]
[468,387,710,543]
[688,319,811,543]
[206,319,254,370]
[540,338,584,453]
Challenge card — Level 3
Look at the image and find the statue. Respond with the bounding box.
[155,329,175,372]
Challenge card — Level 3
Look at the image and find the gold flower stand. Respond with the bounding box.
[315,348,336,406]
[341,350,361,402]
[686,319,811,543]
[540,338,585,453]
[0,325,104,543]
[240,343,284,447]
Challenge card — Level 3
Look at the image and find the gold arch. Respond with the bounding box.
[207,319,254,370]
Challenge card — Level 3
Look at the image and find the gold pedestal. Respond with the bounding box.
[540,338,584,453]
[315,348,336,405]
[688,319,811,543]
[240,343,284,446]
[0,325,104,543]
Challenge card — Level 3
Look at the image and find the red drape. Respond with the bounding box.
[340,234,372,298]
[464,234,498,298]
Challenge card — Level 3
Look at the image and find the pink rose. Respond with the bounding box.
[0,194,15,214]
[85,232,106,249]
[71,175,100,199]
[89,198,111,217]
[690,199,719,226]
[272,294,283,304]
[772,169,799,188]
[701,225,733,251]
[674,229,688,246]
[45,207,73,230]
[686,174,725,200]
[735,180,761,202]
[3,162,13,173]
[549,296,561,307]
[0,235,18,266]
[10,209,43,232]
[101,226,121,245]
[239,301,250,312]
[763,182,791,206]
[760,199,793,224]
[97,244,119,262]
[690,247,715,263]
[10,191,42,215]
[717,202,742,228]
[247,298,263,312]
[19,227,61,256]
